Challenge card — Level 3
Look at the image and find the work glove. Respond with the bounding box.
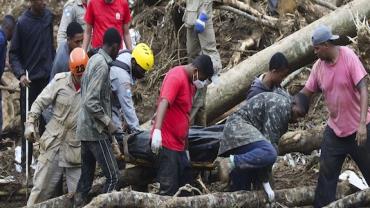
[185,150,191,161]
[263,182,275,202]
[107,121,119,135]
[24,122,39,143]
[151,129,162,154]
[194,11,208,33]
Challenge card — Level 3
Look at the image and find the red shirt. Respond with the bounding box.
[85,0,131,48]
[153,66,195,151]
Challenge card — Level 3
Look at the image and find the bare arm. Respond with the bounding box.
[82,23,92,51]
[357,77,368,125]
[153,99,169,130]
[300,87,314,100]
[122,23,133,50]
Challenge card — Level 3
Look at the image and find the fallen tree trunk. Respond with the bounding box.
[324,188,370,208]
[205,0,370,123]
[278,126,324,155]
[84,181,356,208]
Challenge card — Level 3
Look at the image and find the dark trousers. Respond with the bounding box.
[314,125,370,207]
[226,140,277,191]
[76,139,119,199]
[20,78,48,169]
[157,147,192,196]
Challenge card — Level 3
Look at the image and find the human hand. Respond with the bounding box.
[151,129,162,154]
[356,123,367,146]
[20,75,31,88]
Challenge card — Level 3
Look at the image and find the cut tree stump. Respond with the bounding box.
[278,126,324,155]
[205,0,370,124]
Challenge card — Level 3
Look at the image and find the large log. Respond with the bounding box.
[324,188,370,208]
[205,0,370,123]
[83,182,356,208]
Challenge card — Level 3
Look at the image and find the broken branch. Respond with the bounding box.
[217,5,277,29]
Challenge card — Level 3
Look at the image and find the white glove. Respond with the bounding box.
[151,129,162,154]
[263,182,275,202]
[185,150,190,160]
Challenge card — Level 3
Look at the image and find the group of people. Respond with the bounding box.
[215,25,370,208]
[0,0,369,207]
[0,0,220,206]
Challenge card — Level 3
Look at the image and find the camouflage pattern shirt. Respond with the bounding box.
[77,49,113,141]
[219,92,292,155]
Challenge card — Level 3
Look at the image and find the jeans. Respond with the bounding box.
[314,124,370,207]
[76,139,119,199]
[157,147,192,196]
[20,78,48,169]
[225,140,277,191]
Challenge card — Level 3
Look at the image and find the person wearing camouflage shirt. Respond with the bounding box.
[218,92,308,201]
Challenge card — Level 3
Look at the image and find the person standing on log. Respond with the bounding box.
[57,0,88,48]
[74,28,121,207]
[151,55,214,196]
[301,25,370,207]
[0,15,16,138]
[217,92,309,201]
[246,52,290,100]
[24,48,88,206]
[82,0,133,51]
[183,0,222,126]
[9,0,55,171]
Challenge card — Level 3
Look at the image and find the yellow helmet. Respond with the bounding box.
[132,43,154,71]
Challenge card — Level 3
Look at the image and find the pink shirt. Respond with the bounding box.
[305,46,370,137]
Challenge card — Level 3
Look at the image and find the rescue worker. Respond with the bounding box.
[246,52,290,100]
[183,0,222,126]
[151,54,214,196]
[57,0,87,47]
[10,0,55,170]
[0,15,16,137]
[51,21,84,80]
[301,25,370,207]
[82,0,132,51]
[110,43,154,136]
[217,92,309,201]
[24,48,88,205]
[74,28,122,207]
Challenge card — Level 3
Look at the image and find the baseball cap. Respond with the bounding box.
[312,25,339,46]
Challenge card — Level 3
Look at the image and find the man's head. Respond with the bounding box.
[268,52,289,85]
[67,22,84,51]
[291,93,309,122]
[191,54,214,82]
[103,28,122,60]
[69,47,89,83]
[1,15,16,41]
[312,25,339,61]
[29,0,46,14]
[131,43,155,79]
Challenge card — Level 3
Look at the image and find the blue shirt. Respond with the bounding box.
[0,29,7,79]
